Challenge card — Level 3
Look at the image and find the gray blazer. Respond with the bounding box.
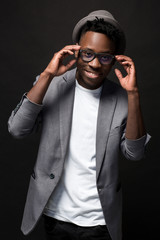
[8,68,147,240]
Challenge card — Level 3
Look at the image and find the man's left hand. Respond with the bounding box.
[114,55,138,94]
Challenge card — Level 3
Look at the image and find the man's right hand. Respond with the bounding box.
[27,45,80,104]
[43,45,81,79]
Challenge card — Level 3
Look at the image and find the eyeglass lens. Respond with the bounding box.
[80,50,114,65]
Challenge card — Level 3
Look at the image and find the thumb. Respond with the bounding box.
[114,68,123,81]
[65,59,76,71]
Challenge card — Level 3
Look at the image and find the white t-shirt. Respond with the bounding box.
[44,80,106,226]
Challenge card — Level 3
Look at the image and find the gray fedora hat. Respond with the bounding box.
[72,10,126,54]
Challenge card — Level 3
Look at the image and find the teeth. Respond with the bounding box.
[85,71,99,78]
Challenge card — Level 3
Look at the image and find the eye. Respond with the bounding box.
[83,51,93,58]
[101,55,111,61]
[100,54,113,63]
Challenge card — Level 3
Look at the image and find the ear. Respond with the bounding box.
[74,43,80,58]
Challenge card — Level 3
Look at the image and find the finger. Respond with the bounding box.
[55,49,75,63]
[65,59,76,70]
[116,59,134,73]
[122,61,136,74]
[115,56,134,67]
[116,58,133,66]
[119,61,132,71]
[115,55,133,62]
[58,59,76,75]
[114,68,123,81]
[59,50,74,58]
[120,60,131,64]
[63,45,81,52]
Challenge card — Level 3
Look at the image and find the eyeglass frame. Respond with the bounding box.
[78,49,115,65]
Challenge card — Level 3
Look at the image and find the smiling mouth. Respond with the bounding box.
[84,70,101,79]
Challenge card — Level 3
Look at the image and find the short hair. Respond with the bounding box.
[79,18,122,54]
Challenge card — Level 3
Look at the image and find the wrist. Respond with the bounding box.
[127,89,140,106]
[127,88,139,96]
[40,71,55,82]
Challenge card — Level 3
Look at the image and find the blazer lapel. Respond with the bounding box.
[59,69,76,160]
[96,79,117,180]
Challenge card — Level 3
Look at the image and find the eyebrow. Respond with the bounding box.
[82,48,113,54]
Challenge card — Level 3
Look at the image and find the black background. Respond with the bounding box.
[1,0,159,239]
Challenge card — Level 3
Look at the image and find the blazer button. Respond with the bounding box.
[50,173,55,179]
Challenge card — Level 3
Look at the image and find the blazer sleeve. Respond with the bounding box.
[8,94,43,139]
[120,133,151,160]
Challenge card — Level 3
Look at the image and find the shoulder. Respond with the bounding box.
[48,68,76,89]
[43,68,76,104]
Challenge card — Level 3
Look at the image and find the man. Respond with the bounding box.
[8,10,150,240]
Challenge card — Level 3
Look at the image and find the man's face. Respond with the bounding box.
[76,31,115,90]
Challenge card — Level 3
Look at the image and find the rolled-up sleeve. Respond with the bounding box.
[121,133,151,160]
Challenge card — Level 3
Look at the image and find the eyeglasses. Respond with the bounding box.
[79,49,115,65]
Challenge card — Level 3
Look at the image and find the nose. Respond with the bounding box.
[88,57,101,68]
